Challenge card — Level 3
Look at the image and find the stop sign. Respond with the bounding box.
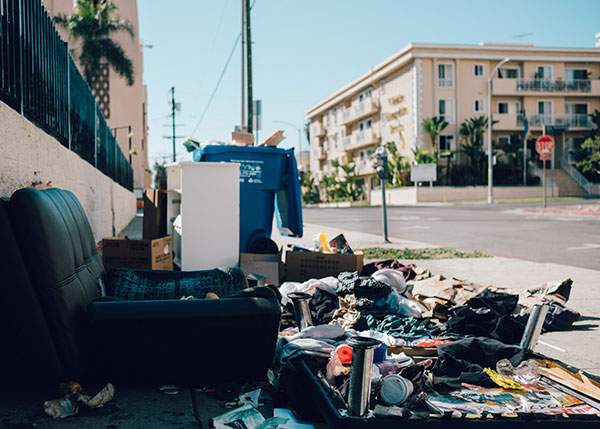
[536,135,554,160]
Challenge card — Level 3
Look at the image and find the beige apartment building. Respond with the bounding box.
[45,0,151,193]
[306,42,600,194]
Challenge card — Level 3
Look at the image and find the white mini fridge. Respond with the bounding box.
[165,162,240,271]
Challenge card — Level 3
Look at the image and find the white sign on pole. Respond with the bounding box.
[410,163,437,183]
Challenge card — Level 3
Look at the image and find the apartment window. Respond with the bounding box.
[537,101,553,115]
[566,103,588,115]
[358,88,372,102]
[498,136,510,146]
[474,99,485,113]
[474,64,484,77]
[439,135,454,151]
[498,68,519,79]
[536,65,553,80]
[438,98,453,122]
[438,63,454,87]
[497,102,509,114]
[359,118,372,131]
[566,69,588,80]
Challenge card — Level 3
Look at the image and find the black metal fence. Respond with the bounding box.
[0,0,133,191]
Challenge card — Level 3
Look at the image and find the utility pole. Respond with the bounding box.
[163,87,184,162]
[245,0,253,133]
[241,0,246,130]
[170,87,176,162]
[240,0,253,132]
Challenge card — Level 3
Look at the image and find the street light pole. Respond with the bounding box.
[487,58,510,204]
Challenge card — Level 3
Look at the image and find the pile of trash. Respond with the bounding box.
[273,262,599,420]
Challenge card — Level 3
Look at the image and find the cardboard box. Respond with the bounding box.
[285,250,364,282]
[102,236,173,272]
[240,252,283,286]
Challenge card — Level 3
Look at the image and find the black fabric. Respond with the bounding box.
[0,199,61,395]
[432,337,525,388]
[513,300,581,332]
[8,188,102,379]
[309,288,339,325]
[360,259,417,280]
[336,271,391,299]
[357,314,438,342]
[445,306,525,344]
[464,289,519,315]
[105,267,248,300]
[445,289,525,344]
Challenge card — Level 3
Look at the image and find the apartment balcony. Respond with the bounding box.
[493,78,600,96]
[313,145,326,160]
[494,113,593,130]
[355,159,375,176]
[344,128,381,151]
[342,98,380,124]
[311,121,325,137]
[528,114,593,129]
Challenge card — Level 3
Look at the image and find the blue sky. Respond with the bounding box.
[138,0,600,165]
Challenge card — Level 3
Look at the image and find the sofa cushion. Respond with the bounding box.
[105,266,248,300]
[0,198,62,394]
[8,188,102,378]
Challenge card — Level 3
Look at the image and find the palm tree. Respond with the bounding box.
[421,116,448,154]
[55,0,135,86]
[458,116,490,183]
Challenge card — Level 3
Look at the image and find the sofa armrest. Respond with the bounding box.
[85,287,281,386]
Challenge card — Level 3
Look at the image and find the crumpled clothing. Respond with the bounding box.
[288,324,346,341]
[44,382,115,419]
[279,277,339,306]
[336,272,391,299]
[445,289,525,344]
[464,289,519,315]
[361,260,417,280]
[309,287,339,325]
[445,306,525,344]
[514,300,580,332]
[330,295,361,329]
[431,337,525,388]
[356,314,438,342]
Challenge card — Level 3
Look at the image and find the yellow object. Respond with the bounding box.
[483,368,525,391]
[318,231,332,253]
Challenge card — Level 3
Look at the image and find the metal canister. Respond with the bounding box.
[520,303,549,351]
[347,336,382,417]
[287,292,313,331]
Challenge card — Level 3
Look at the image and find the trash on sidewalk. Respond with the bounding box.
[43,382,115,419]
[101,236,173,272]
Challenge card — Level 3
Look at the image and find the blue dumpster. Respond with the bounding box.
[194,145,303,252]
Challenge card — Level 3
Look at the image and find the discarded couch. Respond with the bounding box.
[0,188,281,395]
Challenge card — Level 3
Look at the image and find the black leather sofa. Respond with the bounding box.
[0,188,281,394]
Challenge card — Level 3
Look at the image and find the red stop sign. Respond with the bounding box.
[536,135,554,157]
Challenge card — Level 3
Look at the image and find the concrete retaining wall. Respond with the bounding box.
[371,185,560,205]
[0,101,136,240]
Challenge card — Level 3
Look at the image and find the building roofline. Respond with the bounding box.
[305,42,600,118]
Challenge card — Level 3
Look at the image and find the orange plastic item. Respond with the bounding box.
[335,344,353,364]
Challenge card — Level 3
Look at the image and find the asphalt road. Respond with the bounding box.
[303,201,600,270]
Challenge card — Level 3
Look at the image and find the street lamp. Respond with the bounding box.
[487,57,510,204]
[274,120,303,168]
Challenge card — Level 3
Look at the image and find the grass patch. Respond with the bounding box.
[361,247,489,260]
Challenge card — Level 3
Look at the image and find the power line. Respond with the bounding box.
[190,0,256,138]
[190,33,241,137]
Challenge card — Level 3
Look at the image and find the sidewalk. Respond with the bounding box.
[275,222,600,376]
